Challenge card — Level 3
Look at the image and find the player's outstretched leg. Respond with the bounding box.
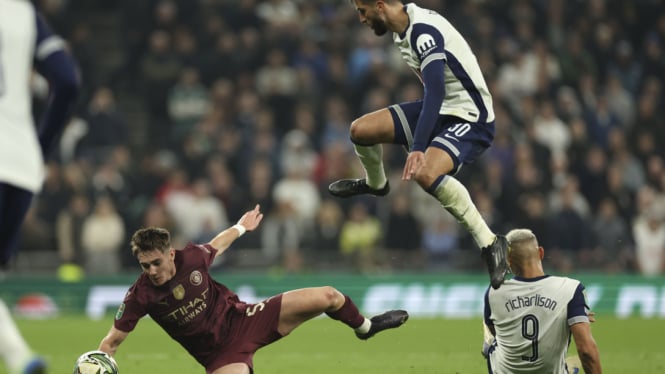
[481,235,509,289]
[328,178,390,198]
[329,142,389,198]
[0,299,47,374]
[355,310,409,340]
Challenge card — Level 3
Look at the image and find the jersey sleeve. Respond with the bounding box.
[567,282,589,326]
[33,13,66,63]
[33,13,80,156]
[190,243,219,268]
[410,23,446,152]
[483,286,493,327]
[114,284,147,333]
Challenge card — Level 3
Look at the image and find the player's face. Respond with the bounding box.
[137,248,176,286]
[354,1,389,36]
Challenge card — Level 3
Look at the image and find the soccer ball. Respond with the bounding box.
[72,350,119,374]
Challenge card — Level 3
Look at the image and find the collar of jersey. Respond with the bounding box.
[512,274,550,282]
[397,4,411,39]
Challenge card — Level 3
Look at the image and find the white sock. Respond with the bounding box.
[354,144,386,189]
[354,318,371,334]
[433,176,495,249]
[0,299,32,372]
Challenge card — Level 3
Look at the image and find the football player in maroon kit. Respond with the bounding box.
[98,204,408,373]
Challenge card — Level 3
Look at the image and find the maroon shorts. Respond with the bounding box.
[205,294,284,374]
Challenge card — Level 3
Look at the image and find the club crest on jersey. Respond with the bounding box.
[416,34,437,58]
[190,270,202,286]
[172,284,185,300]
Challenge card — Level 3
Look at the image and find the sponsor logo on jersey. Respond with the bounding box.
[416,34,437,58]
[164,287,210,325]
[190,270,202,286]
[172,284,185,300]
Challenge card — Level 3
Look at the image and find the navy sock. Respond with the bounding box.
[0,183,34,266]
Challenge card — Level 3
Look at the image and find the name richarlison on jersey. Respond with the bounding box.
[504,294,558,312]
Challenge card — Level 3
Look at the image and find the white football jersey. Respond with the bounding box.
[393,3,494,123]
[0,0,64,192]
[485,275,589,374]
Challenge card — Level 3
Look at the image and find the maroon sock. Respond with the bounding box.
[326,295,365,329]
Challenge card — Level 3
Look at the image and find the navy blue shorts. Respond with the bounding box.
[388,100,495,174]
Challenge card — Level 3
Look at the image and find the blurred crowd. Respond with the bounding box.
[16,0,665,276]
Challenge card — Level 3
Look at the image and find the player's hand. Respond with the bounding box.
[402,151,425,180]
[237,204,264,232]
[588,311,596,323]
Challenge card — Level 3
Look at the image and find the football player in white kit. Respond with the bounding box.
[330,0,509,289]
[0,0,80,373]
[483,229,602,373]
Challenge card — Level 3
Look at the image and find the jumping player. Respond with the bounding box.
[329,0,509,288]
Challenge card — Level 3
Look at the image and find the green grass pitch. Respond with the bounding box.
[3,315,663,373]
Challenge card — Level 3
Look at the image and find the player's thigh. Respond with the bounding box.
[210,363,250,374]
[428,120,495,175]
[383,100,426,149]
[278,286,342,335]
[351,107,396,144]
[414,147,456,188]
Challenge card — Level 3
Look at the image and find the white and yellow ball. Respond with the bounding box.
[72,350,119,374]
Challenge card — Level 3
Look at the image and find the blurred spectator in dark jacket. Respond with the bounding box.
[139,30,182,141]
[80,87,129,162]
[590,197,632,273]
[384,193,422,269]
[56,193,90,268]
[167,67,209,145]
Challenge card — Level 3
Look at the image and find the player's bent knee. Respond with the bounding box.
[349,114,392,144]
[413,168,438,190]
[320,286,344,308]
[349,120,369,143]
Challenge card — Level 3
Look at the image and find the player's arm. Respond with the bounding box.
[208,204,264,257]
[403,59,446,180]
[481,287,496,358]
[410,23,446,153]
[571,322,602,373]
[33,13,80,156]
[98,326,129,357]
[482,287,496,336]
[403,25,446,180]
[567,283,602,373]
[412,58,446,152]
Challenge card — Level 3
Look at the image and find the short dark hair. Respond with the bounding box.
[354,0,400,4]
[130,227,171,257]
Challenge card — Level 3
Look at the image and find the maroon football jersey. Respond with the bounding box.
[114,243,247,364]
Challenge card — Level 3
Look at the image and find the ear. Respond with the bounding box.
[538,247,545,260]
[506,258,514,274]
